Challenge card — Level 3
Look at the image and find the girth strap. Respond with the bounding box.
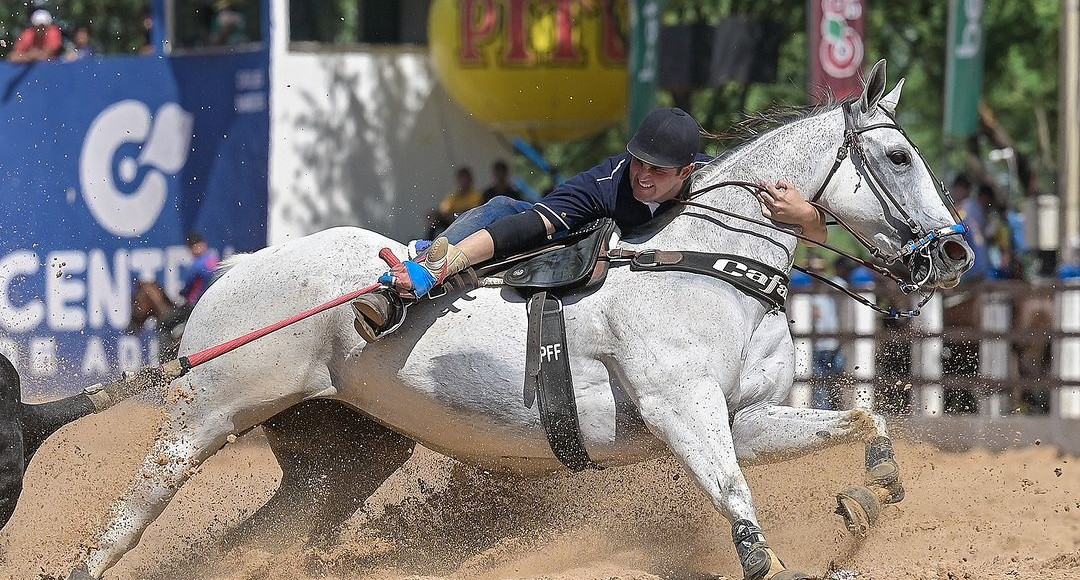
[524,292,600,472]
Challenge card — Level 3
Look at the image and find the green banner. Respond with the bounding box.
[944,0,986,138]
[629,0,663,132]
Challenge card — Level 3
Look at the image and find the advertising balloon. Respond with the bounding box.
[429,0,629,144]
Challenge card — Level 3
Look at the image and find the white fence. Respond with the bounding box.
[787,279,1080,452]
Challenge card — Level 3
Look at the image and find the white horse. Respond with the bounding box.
[64,61,972,580]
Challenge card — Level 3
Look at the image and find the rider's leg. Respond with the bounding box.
[352,236,471,342]
[434,196,535,245]
[353,197,532,342]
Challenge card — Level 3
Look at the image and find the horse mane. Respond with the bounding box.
[705,95,851,160]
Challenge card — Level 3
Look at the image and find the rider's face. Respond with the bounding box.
[629,157,693,204]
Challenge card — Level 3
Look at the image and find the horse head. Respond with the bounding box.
[817,59,974,292]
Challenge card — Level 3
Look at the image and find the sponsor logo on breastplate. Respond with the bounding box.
[712,258,788,299]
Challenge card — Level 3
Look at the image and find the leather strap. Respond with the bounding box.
[524,292,599,472]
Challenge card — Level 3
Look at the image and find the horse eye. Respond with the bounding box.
[888,150,911,166]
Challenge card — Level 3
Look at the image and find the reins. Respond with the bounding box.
[647,100,968,319]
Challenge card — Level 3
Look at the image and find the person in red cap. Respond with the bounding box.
[8,10,63,63]
[353,107,825,341]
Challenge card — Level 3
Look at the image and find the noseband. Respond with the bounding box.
[677,100,967,318]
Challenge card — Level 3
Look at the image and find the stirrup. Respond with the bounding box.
[353,290,408,342]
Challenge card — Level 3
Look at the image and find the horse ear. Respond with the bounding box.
[879,78,906,115]
[860,59,888,114]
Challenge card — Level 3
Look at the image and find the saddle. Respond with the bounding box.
[486,218,617,294]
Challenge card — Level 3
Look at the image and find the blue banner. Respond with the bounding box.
[0,51,269,397]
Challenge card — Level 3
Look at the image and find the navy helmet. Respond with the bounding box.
[626,107,701,168]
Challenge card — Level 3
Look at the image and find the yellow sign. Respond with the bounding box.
[429,0,629,144]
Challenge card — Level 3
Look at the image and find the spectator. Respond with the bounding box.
[810,256,850,410]
[976,184,1018,279]
[953,174,990,281]
[209,0,249,46]
[482,159,526,203]
[7,10,63,63]
[158,233,221,339]
[65,25,98,61]
[427,166,484,239]
[138,9,156,55]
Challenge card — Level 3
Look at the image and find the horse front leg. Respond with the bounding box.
[731,404,904,535]
[631,372,810,580]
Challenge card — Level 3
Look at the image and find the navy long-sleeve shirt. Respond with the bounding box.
[531,152,713,234]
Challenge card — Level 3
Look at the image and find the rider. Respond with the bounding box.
[353,107,827,342]
[158,232,221,338]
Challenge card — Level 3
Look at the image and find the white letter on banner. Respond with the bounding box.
[956,0,984,59]
[117,335,143,372]
[46,250,87,331]
[129,247,164,282]
[87,249,131,329]
[29,337,57,376]
[81,336,110,375]
[0,250,44,332]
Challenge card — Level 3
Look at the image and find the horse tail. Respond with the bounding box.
[214,253,250,281]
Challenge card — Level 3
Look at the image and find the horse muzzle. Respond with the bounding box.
[909,234,972,289]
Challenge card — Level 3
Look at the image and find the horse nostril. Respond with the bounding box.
[943,239,968,261]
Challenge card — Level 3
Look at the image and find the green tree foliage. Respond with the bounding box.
[536,0,1059,201]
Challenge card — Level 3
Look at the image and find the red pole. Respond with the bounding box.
[185,283,381,368]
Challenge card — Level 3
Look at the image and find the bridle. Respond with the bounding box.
[673,100,968,318]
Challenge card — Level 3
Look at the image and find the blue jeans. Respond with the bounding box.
[438,196,536,244]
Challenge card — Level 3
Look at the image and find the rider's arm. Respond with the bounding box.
[457,157,618,262]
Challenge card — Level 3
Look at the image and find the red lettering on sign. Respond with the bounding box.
[599,0,626,62]
[459,0,498,65]
[504,0,535,64]
[552,0,582,62]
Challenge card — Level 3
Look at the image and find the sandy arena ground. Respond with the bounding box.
[0,400,1077,580]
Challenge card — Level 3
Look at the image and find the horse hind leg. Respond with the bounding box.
[224,398,415,549]
[730,405,904,536]
[68,409,234,580]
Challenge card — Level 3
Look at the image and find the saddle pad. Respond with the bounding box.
[524,292,600,472]
[504,219,615,290]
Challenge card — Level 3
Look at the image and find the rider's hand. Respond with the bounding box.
[756,180,827,244]
[378,260,438,297]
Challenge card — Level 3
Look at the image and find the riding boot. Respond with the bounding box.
[352,289,404,342]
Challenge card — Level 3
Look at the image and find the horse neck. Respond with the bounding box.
[624,109,846,273]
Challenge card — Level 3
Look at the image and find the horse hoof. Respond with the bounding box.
[866,459,905,505]
[835,484,881,536]
[66,562,94,580]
